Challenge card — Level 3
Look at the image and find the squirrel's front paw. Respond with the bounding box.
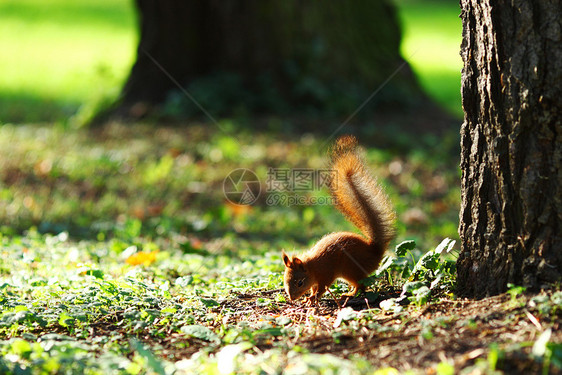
[304,294,318,307]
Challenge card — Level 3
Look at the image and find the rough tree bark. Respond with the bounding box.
[104,0,423,120]
[457,0,562,298]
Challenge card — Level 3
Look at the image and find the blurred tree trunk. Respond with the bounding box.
[102,0,424,121]
[457,0,562,298]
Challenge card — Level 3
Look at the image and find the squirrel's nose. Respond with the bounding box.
[285,289,295,301]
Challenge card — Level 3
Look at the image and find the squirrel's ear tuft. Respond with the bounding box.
[293,257,303,268]
[282,250,292,267]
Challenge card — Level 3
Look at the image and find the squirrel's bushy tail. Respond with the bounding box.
[330,135,396,247]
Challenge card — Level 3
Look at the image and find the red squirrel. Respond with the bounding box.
[282,135,396,306]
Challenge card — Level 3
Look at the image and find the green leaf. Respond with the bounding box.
[58,312,74,328]
[434,238,455,254]
[412,251,439,274]
[161,307,177,314]
[256,327,283,337]
[333,307,357,328]
[430,273,443,289]
[551,291,562,306]
[401,281,425,295]
[375,255,394,276]
[200,297,220,308]
[507,283,526,300]
[413,286,430,300]
[181,324,220,343]
[175,275,193,287]
[85,269,104,279]
[401,263,411,279]
[129,338,166,375]
[421,252,439,270]
[395,240,416,257]
[380,298,401,312]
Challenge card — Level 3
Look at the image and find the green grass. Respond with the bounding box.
[0,0,136,123]
[0,0,462,123]
[0,123,460,249]
[0,122,464,373]
[397,0,463,117]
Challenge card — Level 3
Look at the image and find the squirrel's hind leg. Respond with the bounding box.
[342,280,364,298]
[340,282,364,307]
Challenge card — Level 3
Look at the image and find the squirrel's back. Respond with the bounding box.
[330,135,396,249]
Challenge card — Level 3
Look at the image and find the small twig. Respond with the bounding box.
[464,348,485,360]
[327,289,342,309]
[365,297,371,310]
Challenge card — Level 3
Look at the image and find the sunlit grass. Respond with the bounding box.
[0,0,136,123]
[0,0,462,123]
[397,0,463,117]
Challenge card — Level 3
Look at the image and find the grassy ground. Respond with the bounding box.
[1,124,560,374]
[398,0,463,117]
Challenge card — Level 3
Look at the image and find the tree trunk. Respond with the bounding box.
[457,0,562,298]
[104,0,423,121]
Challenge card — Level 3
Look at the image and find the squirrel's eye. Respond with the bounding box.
[297,280,304,287]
